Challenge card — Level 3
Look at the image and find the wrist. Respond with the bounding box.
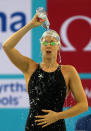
[23,22,34,32]
[29,22,37,28]
[27,22,34,29]
[57,111,64,120]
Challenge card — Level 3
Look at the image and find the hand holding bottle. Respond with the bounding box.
[30,13,46,28]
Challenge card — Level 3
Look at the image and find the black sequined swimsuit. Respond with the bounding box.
[25,64,67,131]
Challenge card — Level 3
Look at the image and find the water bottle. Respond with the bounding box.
[36,7,50,30]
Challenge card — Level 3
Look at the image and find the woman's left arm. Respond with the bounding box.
[57,65,88,120]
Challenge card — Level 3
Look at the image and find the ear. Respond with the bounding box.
[40,37,43,42]
[57,44,60,50]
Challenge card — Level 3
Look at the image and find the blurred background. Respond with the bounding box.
[0,0,91,130]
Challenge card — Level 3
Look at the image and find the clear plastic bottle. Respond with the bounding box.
[36,7,50,30]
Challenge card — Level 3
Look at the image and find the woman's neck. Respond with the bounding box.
[40,62,59,69]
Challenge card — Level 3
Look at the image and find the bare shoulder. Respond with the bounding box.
[61,64,78,82]
[61,64,76,73]
[63,64,79,78]
[59,64,76,96]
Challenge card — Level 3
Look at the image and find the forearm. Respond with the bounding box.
[57,102,88,120]
[3,22,33,50]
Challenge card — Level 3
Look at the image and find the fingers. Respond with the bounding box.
[35,119,45,122]
[40,18,46,22]
[34,13,46,22]
[37,121,47,125]
[34,13,38,18]
[42,123,49,128]
[35,115,45,118]
[41,109,51,112]
[32,13,38,21]
[31,13,46,27]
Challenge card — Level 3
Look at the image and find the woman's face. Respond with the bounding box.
[40,35,60,58]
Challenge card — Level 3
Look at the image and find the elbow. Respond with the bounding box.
[78,101,88,112]
[2,44,7,51]
[82,102,88,111]
[2,44,10,51]
[85,103,88,111]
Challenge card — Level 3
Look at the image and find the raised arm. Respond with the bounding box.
[2,14,46,73]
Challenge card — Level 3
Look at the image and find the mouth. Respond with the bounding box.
[46,50,52,54]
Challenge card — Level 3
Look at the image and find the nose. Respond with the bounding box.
[47,43,52,46]
[46,44,52,49]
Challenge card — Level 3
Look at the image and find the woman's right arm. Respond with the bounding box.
[2,14,46,73]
